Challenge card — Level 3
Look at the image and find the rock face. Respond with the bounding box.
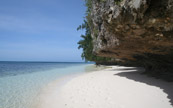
[90,0,173,80]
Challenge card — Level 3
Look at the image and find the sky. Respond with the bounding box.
[0,0,86,62]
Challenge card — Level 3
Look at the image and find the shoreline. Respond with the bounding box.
[36,66,173,108]
[33,72,85,108]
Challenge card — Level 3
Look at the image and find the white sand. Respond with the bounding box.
[36,66,173,108]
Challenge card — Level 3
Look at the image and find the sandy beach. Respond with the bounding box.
[36,66,173,108]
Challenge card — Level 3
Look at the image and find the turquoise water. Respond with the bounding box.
[0,62,95,108]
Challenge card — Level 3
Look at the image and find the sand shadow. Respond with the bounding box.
[114,67,173,106]
[111,67,145,72]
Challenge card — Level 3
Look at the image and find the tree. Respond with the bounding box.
[77,20,111,62]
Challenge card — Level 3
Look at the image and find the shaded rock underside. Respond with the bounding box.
[90,0,173,81]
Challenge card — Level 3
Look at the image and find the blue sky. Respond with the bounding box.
[0,0,86,62]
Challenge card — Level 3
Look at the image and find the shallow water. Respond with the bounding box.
[0,62,99,108]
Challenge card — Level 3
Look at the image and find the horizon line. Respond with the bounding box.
[0,60,95,63]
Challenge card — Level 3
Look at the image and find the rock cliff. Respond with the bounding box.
[89,0,173,80]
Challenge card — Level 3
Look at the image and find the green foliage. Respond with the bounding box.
[77,0,112,62]
[85,0,92,14]
[93,28,99,37]
[77,20,111,62]
[114,0,123,5]
[100,0,107,2]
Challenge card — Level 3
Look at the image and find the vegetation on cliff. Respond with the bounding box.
[77,0,113,63]
[78,0,173,81]
[77,20,112,63]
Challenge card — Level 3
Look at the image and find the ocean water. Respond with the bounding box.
[0,61,99,108]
